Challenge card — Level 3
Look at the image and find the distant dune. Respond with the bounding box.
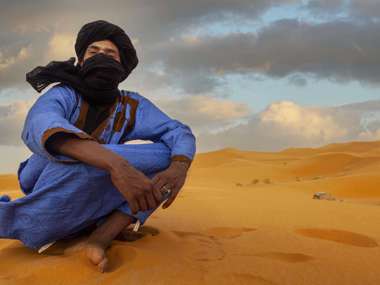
[1,140,380,285]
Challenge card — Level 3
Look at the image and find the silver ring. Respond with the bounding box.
[161,185,172,195]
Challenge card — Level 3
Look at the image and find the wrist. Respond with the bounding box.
[171,155,192,169]
[170,160,190,172]
[104,153,131,173]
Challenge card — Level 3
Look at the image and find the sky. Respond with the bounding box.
[0,0,380,173]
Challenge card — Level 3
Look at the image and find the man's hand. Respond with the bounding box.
[108,158,163,214]
[152,161,190,209]
[46,132,163,214]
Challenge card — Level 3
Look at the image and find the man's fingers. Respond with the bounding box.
[151,174,161,186]
[152,186,163,203]
[147,180,161,205]
[154,177,168,192]
[137,196,148,212]
[146,192,157,209]
[129,199,139,214]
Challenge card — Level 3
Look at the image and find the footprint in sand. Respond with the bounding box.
[172,227,257,262]
[172,231,226,262]
[205,227,257,239]
[253,252,314,263]
[295,228,379,248]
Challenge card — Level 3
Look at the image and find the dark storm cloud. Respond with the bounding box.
[153,18,380,93]
[0,0,295,91]
[1,0,380,94]
[349,0,380,19]
[305,0,345,15]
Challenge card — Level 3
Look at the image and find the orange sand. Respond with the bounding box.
[1,140,380,285]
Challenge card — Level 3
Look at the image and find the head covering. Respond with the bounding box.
[26,20,139,106]
[75,20,138,75]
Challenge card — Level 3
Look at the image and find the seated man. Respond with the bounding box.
[0,20,196,272]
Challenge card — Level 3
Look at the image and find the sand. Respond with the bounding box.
[1,140,380,285]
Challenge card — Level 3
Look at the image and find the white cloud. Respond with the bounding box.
[0,47,29,71]
[155,95,251,133]
[46,33,76,61]
[197,100,379,152]
[260,101,347,141]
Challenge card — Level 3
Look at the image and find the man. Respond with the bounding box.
[0,20,196,272]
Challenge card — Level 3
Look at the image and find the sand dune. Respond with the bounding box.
[1,140,380,284]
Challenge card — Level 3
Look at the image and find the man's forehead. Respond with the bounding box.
[87,40,119,51]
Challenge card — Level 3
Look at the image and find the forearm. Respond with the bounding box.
[46,132,127,172]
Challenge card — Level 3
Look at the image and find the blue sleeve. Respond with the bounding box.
[21,85,96,162]
[125,94,196,164]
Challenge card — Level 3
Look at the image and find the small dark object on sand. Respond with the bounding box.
[313,192,336,201]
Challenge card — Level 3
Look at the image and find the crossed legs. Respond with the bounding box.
[3,143,172,254]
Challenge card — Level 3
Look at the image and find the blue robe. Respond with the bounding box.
[0,83,196,250]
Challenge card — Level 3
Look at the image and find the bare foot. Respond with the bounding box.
[84,211,134,272]
[86,242,109,273]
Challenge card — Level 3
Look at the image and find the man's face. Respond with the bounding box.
[79,39,121,66]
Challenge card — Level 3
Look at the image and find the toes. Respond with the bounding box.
[97,257,109,273]
[86,244,107,267]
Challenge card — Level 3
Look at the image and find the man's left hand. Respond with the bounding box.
[151,161,190,209]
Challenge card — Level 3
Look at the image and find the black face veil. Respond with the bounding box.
[26,20,139,106]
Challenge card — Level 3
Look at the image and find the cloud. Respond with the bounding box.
[305,0,380,19]
[46,33,76,61]
[151,18,380,93]
[0,46,29,71]
[348,0,380,19]
[154,95,251,133]
[0,0,295,91]
[288,74,308,86]
[0,0,292,53]
[305,0,345,15]
[260,101,347,140]
[0,100,33,145]
[1,0,380,94]
[197,99,380,152]
[0,33,51,89]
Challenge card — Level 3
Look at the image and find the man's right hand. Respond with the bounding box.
[108,158,163,214]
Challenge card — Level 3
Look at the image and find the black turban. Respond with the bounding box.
[26,20,139,106]
[75,20,139,76]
